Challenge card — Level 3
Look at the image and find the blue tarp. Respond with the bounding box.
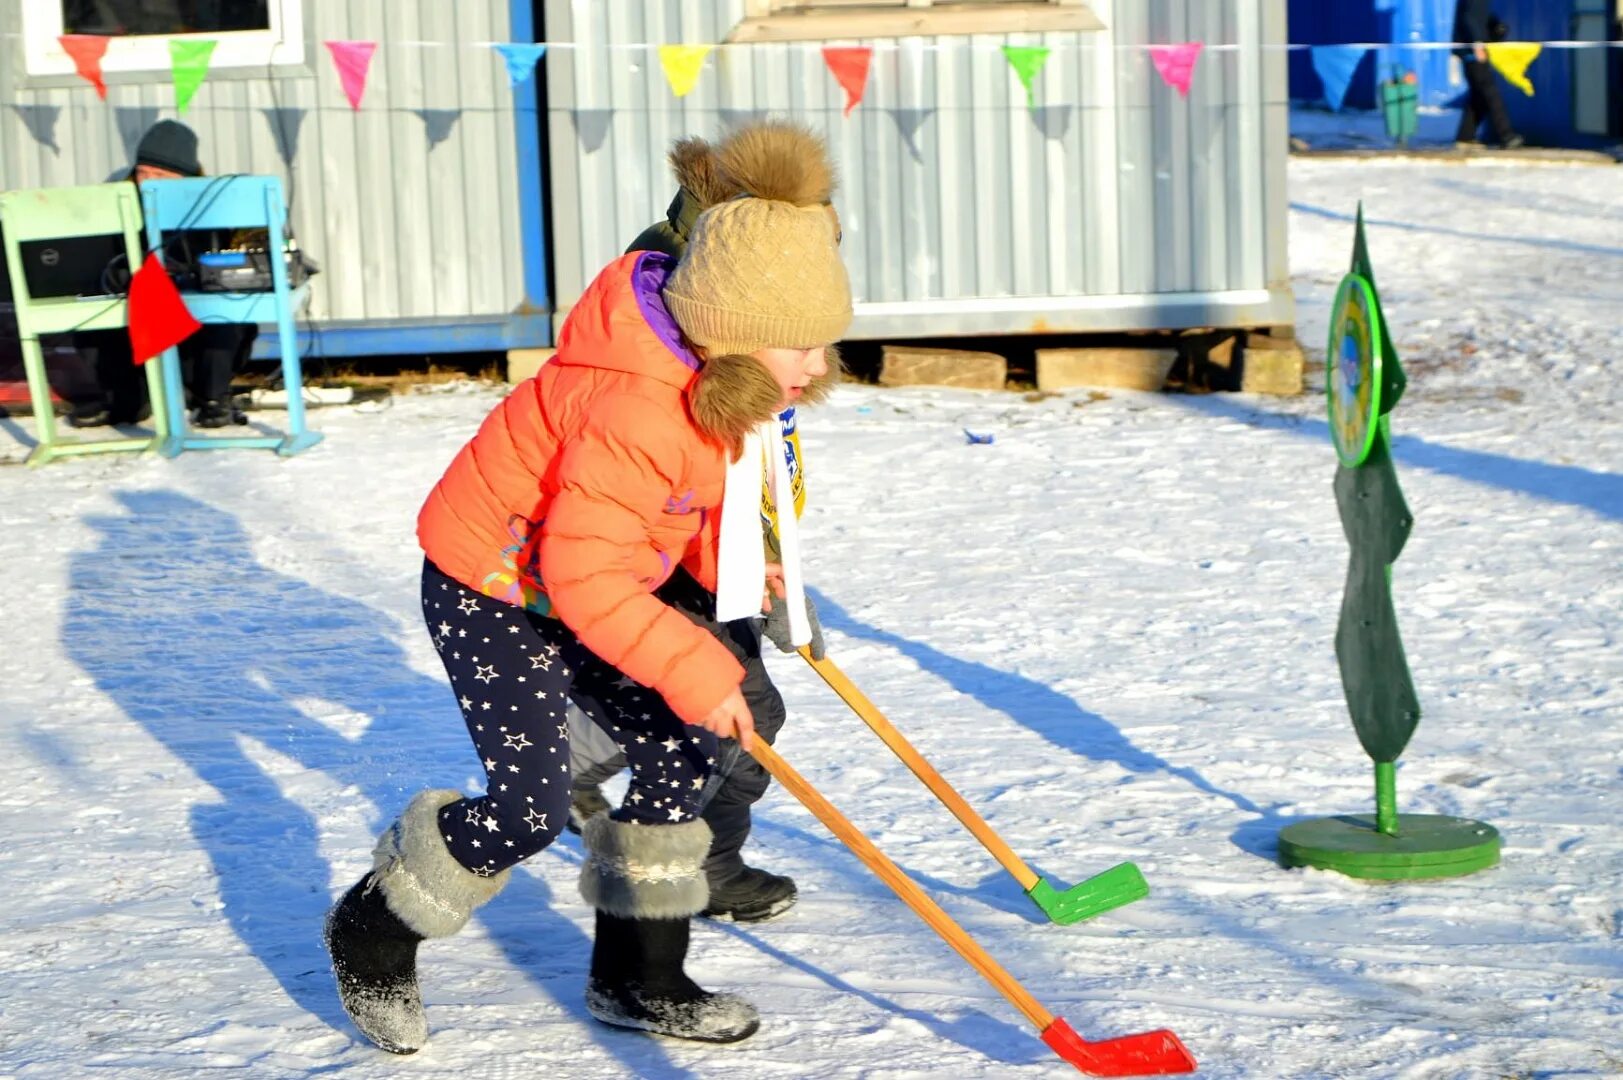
[1288,0,1461,111]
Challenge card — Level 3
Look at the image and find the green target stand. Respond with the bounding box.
[1278,206,1501,881]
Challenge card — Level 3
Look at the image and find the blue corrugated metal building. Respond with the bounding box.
[1288,0,1621,147]
[1288,0,1460,110]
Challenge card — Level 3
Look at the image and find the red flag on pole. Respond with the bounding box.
[822,46,873,117]
[59,34,111,99]
[127,255,200,365]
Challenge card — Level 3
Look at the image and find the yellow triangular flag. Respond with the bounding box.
[658,44,713,98]
[1485,42,1541,96]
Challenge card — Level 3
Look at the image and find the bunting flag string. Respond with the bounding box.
[821,46,873,116]
[493,42,546,87]
[58,34,109,99]
[658,44,713,98]
[17,33,1580,122]
[169,39,217,115]
[325,40,377,111]
[1485,42,1542,96]
[1149,41,1203,98]
[1000,45,1050,110]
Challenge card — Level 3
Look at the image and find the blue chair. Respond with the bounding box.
[0,183,171,466]
[139,174,321,457]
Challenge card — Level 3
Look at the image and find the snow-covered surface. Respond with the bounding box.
[1,159,1619,1079]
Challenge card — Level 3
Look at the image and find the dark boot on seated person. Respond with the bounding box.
[193,399,247,428]
[701,864,797,924]
[66,399,111,428]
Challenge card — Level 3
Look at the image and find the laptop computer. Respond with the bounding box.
[7,232,131,299]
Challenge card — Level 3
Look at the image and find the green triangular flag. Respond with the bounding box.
[1001,45,1050,110]
[170,39,218,115]
[1350,203,1406,413]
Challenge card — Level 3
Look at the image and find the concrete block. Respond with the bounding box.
[878,345,1007,390]
[506,347,557,384]
[1241,335,1305,396]
[1035,347,1177,392]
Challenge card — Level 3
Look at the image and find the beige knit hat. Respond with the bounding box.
[664,122,852,356]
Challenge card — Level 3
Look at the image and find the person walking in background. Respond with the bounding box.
[68,120,259,429]
[1453,0,1525,150]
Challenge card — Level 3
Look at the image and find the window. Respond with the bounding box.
[62,1,271,36]
[23,0,306,79]
[730,0,1102,42]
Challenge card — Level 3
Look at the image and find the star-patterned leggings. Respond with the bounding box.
[421,559,719,877]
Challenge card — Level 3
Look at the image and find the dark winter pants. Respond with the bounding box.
[421,559,718,877]
[1455,58,1517,145]
[656,571,787,882]
[72,323,257,417]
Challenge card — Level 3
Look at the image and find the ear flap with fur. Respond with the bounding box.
[690,353,783,458]
[690,345,845,457]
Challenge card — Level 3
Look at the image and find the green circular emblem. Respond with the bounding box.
[1327,272,1383,468]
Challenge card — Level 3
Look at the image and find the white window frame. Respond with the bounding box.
[21,0,307,79]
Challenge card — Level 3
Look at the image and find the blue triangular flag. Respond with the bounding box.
[1311,46,1367,113]
[493,42,546,87]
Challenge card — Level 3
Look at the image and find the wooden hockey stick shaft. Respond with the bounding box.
[747,738,1053,1032]
[800,649,1042,892]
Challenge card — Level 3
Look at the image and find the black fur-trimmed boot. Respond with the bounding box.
[579,815,759,1043]
[323,790,510,1053]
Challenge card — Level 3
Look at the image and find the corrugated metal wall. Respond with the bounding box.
[0,2,530,340]
[544,0,1292,337]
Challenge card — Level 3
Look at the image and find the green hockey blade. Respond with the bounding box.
[1027,862,1149,925]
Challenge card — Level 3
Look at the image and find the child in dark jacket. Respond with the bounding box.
[323,122,847,1052]
[568,122,839,924]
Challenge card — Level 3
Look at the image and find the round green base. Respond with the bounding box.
[1278,814,1500,881]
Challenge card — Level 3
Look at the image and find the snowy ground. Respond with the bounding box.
[0,159,1618,1079]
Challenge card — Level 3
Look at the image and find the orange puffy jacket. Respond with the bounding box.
[417,252,744,723]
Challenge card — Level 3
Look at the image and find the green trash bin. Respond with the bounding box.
[1380,66,1419,148]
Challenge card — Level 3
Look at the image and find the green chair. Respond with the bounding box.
[0,183,169,467]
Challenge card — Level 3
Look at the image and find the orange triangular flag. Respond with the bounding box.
[822,46,873,116]
[59,35,110,99]
[127,255,200,364]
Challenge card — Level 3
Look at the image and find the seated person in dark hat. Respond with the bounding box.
[69,120,262,429]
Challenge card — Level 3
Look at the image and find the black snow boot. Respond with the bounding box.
[701,864,798,924]
[585,911,760,1043]
[324,790,510,1054]
[323,873,427,1054]
[579,813,758,1042]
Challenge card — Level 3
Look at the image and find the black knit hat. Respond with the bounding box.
[134,120,202,177]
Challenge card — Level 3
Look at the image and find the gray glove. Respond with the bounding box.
[763,591,824,660]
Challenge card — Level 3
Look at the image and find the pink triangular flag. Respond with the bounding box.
[59,34,110,100]
[1149,42,1203,98]
[324,40,377,110]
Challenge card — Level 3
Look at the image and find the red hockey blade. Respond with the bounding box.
[1042,1018,1197,1077]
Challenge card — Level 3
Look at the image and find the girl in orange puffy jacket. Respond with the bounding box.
[324,122,849,1051]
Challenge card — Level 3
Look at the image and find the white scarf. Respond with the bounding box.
[714,418,809,645]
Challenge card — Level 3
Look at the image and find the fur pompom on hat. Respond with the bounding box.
[664,121,851,358]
